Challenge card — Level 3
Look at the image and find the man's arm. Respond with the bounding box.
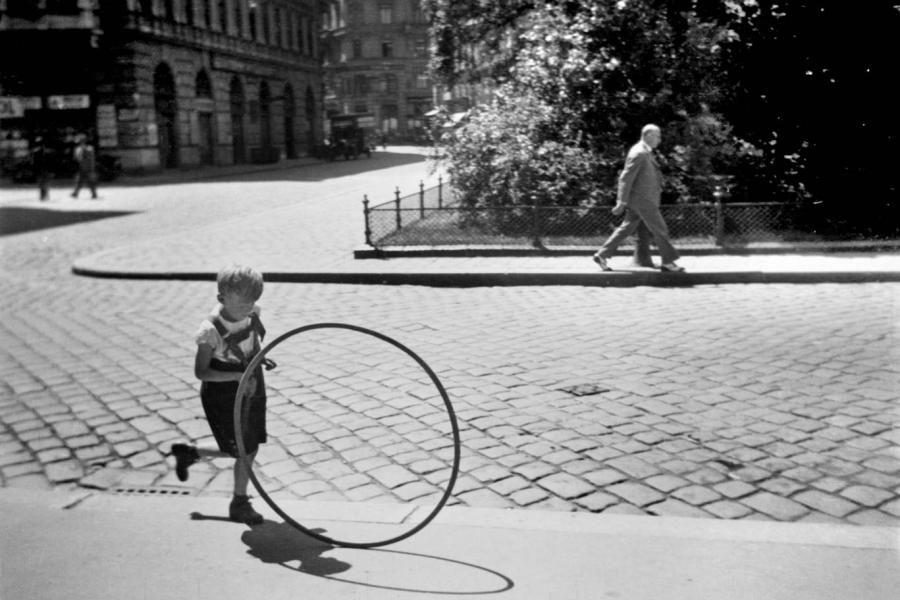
[614,149,649,214]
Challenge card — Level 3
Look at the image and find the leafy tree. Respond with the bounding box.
[428,0,759,208]
[427,0,899,235]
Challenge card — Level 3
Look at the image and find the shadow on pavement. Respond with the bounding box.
[226,518,515,595]
[105,149,434,188]
[0,206,136,236]
[317,547,516,595]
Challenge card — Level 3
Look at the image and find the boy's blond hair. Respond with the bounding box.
[217,265,264,300]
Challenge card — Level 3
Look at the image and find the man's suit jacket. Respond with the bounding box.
[616,141,662,208]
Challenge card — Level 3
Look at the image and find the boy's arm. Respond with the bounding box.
[194,343,242,382]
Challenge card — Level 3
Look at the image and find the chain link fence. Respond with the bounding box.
[363,182,819,249]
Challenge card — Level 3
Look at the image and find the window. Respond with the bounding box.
[217,0,227,32]
[298,20,306,54]
[352,39,362,59]
[411,1,426,24]
[249,2,258,40]
[234,0,243,35]
[385,74,398,93]
[185,0,195,25]
[381,41,393,58]
[275,8,283,47]
[414,37,427,57]
[354,75,369,95]
[415,73,429,89]
[379,5,392,24]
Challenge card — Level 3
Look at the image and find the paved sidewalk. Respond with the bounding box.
[2,487,897,600]
[3,151,899,599]
[4,150,899,286]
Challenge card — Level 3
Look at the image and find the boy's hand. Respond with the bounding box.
[242,374,258,397]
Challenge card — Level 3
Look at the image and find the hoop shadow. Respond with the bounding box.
[191,514,514,595]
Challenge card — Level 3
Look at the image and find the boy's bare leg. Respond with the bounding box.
[232,450,256,496]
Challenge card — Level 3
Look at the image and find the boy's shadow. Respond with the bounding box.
[242,520,351,576]
[190,513,350,576]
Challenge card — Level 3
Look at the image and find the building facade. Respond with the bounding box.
[0,0,323,173]
[320,0,432,142]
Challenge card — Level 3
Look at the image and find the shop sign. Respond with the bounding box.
[47,94,91,110]
[96,104,118,148]
[0,97,25,119]
[20,97,43,110]
[117,108,140,122]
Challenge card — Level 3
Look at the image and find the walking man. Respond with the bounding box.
[593,124,684,272]
[71,135,98,199]
[32,136,51,201]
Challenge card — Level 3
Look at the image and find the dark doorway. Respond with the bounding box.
[230,76,245,164]
[154,63,179,168]
[284,84,296,158]
[196,70,215,165]
[259,80,272,150]
[305,85,316,150]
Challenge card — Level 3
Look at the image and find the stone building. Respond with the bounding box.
[0,0,323,173]
[320,0,432,142]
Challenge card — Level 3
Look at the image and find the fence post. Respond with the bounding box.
[394,186,402,230]
[419,180,425,218]
[362,194,372,246]
[438,176,443,208]
[713,177,731,246]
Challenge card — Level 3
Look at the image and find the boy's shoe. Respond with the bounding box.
[592,254,612,271]
[170,444,199,482]
[660,262,686,273]
[229,495,264,525]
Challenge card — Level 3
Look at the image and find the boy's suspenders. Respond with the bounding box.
[209,312,276,371]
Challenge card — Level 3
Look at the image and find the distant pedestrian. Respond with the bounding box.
[31,136,51,201]
[171,265,274,525]
[593,124,685,273]
[70,135,98,199]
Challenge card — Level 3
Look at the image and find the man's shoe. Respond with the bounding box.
[230,495,264,525]
[660,262,685,273]
[170,443,199,482]
[592,254,612,271]
[633,261,656,269]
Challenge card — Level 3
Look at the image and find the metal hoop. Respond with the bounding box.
[234,322,461,548]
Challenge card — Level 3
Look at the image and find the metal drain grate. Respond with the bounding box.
[113,487,193,496]
[559,383,611,397]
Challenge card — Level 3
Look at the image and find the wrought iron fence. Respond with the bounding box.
[362,181,812,249]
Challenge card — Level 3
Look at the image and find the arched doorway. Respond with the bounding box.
[195,70,215,165]
[229,76,245,164]
[154,63,179,168]
[283,84,296,159]
[305,85,316,150]
[259,80,272,151]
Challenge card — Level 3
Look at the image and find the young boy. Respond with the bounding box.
[171,265,271,525]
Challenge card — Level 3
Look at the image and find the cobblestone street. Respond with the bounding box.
[1,151,898,527]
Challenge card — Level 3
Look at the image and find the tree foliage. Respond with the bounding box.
[426,0,898,230]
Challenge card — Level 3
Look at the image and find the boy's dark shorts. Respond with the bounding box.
[200,361,267,458]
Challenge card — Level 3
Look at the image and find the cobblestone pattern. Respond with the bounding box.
[1,162,898,526]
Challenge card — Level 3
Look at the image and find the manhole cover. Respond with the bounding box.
[559,383,611,397]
